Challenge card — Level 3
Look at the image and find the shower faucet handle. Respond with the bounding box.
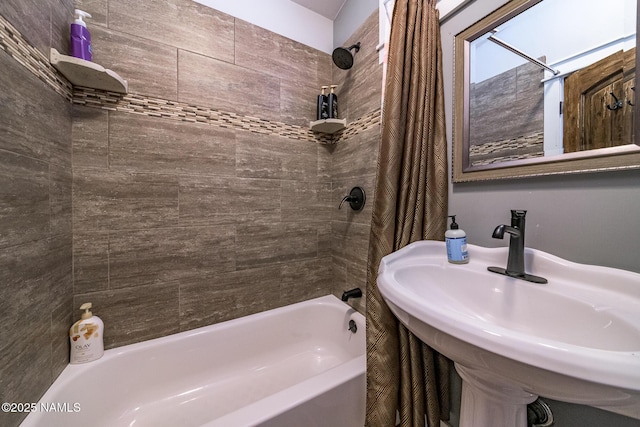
[338,195,354,210]
[338,187,366,211]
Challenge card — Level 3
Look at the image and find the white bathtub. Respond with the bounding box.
[21,295,365,427]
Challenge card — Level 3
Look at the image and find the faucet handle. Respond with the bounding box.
[510,209,526,221]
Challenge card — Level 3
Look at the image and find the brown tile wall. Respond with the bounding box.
[71,105,338,347]
[71,111,336,338]
[0,1,74,427]
[330,12,383,314]
[76,0,330,128]
[68,0,355,350]
[0,2,383,424]
[469,60,544,148]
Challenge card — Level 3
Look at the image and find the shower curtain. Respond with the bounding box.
[365,0,449,426]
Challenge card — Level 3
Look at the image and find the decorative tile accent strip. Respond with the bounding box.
[333,109,381,144]
[0,15,72,101]
[469,131,544,166]
[73,87,380,145]
[1,13,380,145]
[73,87,340,144]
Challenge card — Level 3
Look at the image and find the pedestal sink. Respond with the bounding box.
[377,240,640,426]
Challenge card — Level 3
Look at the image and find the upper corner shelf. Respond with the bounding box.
[310,118,346,134]
[49,48,128,94]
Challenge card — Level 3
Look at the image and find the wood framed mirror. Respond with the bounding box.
[453,0,640,182]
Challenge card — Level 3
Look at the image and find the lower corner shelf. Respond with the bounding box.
[310,118,346,134]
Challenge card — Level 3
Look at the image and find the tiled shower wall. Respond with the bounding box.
[69,0,383,343]
[0,0,382,424]
[0,2,75,427]
[331,11,383,314]
[469,60,544,165]
[70,0,338,347]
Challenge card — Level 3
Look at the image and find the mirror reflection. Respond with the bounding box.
[463,0,637,169]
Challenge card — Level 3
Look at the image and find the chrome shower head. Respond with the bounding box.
[332,42,361,70]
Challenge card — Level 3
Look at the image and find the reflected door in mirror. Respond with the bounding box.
[564,48,636,152]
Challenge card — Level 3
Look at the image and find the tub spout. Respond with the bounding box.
[341,288,362,301]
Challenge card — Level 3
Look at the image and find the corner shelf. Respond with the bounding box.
[49,48,128,93]
[310,118,346,134]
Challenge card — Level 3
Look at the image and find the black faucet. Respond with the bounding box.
[341,288,362,301]
[488,210,547,284]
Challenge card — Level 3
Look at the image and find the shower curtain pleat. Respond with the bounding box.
[365,0,450,426]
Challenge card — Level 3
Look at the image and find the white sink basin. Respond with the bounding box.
[378,240,640,426]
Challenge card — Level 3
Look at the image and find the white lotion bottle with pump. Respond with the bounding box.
[445,215,469,264]
[69,302,104,364]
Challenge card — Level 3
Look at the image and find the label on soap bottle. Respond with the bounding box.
[446,236,469,263]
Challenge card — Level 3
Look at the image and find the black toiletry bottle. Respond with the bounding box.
[328,85,339,119]
[317,86,329,120]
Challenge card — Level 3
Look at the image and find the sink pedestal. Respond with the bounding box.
[457,364,538,427]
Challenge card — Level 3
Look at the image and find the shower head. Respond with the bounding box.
[332,42,361,70]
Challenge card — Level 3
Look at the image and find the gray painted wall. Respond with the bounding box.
[334,0,378,48]
[442,0,640,275]
[442,1,640,426]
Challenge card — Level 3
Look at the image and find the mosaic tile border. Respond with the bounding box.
[73,87,381,145]
[0,13,380,145]
[0,15,73,101]
[332,109,381,144]
[469,131,544,166]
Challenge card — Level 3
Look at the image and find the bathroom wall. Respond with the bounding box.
[331,10,383,314]
[442,1,640,425]
[0,1,382,423]
[334,0,378,48]
[66,0,385,345]
[442,0,640,272]
[469,61,544,166]
[0,1,74,426]
[68,0,343,349]
[192,0,334,53]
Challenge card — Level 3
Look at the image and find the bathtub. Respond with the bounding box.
[21,295,365,427]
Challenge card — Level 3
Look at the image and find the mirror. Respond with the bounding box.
[453,0,640,182]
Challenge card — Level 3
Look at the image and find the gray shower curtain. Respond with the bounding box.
[365,0,450,426]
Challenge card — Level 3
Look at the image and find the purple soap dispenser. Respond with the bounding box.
[69,9,93,61]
